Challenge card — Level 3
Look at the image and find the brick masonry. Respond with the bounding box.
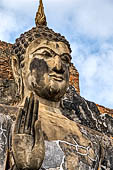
[0,40,113,116]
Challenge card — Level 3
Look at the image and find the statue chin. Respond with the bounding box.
[28,78,67,102]
[32,84,65,102]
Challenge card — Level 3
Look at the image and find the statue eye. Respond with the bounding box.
[61,55,70,64]
[42,50,52,58]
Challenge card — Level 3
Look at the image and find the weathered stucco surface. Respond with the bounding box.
[0,1,113,169]
[0,40,113,169]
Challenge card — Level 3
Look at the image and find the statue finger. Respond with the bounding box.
[13,108,23,134]
[16,97,29,134]
[34,120,44,145]
[24,93,34,134]
[23,97,29,132]
[19,109,26,134]
[31,98,39,135]
[23,97,29,117]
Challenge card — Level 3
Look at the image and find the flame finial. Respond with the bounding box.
[35,0,47,27]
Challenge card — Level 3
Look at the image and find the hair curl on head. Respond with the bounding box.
[12,25,72,67]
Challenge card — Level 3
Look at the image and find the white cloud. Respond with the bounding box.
[0,0,113,108]
[0,0,38,42]
[44,0,113,39]
[0,11,16,41]
[1,0,113,41]
[72,40,113,108]
[74,0,113,39]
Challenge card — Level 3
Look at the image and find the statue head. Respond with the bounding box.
[12,0,72,103]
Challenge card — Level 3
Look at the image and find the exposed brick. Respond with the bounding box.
[69,63,80,95]
[0,41,13,80]
[0,40,113,118]
[96,104,113,117]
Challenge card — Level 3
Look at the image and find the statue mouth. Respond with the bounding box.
[49,74,64,81]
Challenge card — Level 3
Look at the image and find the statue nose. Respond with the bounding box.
[54,55,62,70]
[52,55,64,73]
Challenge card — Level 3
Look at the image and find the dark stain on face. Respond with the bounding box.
[30,58,49,83]
[65,68,69,81]
[56,43,59,49]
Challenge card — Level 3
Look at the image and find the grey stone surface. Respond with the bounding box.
[0,79,19,105]
[0,113,12,170]
[41,141,64,169]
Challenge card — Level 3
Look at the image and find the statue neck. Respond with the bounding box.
[35,95,61,108]
[19,93,61,109]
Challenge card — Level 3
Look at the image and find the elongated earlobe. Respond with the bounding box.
[12,55,20,83]
[12,55,24,101]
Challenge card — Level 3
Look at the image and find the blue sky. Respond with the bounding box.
[0,0,113,109]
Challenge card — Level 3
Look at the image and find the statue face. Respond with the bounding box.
[22,39,71,101]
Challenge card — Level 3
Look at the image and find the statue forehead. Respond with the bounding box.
[26,39,70,56]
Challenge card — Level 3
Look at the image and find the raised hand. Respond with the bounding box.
[12,94,45,170]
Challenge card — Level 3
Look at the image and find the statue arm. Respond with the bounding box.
[11,95,45,170]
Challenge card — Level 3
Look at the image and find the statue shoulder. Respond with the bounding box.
[0,104,18,121]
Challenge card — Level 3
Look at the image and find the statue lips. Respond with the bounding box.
[49,74,64,82]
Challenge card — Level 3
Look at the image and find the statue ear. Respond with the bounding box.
[12,55,24,100]
[11,55,21,84]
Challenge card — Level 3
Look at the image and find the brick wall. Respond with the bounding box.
[0,41,13,80]
[69,63,80,95]
[96,104,113,116]
[0,40,113,116]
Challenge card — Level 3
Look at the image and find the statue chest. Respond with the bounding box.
[38,104,101,170]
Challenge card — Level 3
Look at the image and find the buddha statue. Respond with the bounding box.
[1,0,113,170]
